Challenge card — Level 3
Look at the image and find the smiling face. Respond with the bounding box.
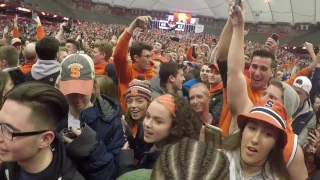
[65,93,92,112]
[143,101,172,147]
[249,56,274,90]
[127,96,149,121]
[189,86,210,114]
[200,65,210,83]
[240,120,280,167]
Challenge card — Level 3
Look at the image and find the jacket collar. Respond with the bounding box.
[80,95,119,124]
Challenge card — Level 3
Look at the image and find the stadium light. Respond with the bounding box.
[0,4,6,7]
[41,12,46,16]
[293,46,296,50]
[17,7,31,12]
[63,17,69,20]
[53,15,57,18]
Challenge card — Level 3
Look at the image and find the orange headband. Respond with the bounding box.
[154,94,176,117]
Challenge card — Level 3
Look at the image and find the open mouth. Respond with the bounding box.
[131,110,140,115]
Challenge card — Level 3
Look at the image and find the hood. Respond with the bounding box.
[149,75,166,94]
[31,60,60,80]
[282,82,300,118]
[81,95,120,124]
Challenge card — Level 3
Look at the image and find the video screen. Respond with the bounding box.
[173,12,192,24]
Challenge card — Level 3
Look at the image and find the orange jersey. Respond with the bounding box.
[113,31,156,111]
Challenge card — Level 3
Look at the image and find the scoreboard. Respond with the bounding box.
[150,20,196,33]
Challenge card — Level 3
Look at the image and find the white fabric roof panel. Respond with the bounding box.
[92,0,319,24]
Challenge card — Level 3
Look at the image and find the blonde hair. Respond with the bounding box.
[190,83,210,97]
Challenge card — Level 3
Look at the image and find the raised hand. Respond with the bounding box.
[265,37,279,56]
[229,0,245,27]
[128,16,151,34]
[33,16,41,26]
[3,26,8,34]
[13,14,18,26]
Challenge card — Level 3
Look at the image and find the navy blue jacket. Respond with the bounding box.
[56,95,125,180]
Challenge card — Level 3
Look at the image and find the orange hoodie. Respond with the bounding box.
[13,26,45,40]
[95,62,109,75]
[218,66,311,136]
[19,61,36,74]
[113,31,156,111]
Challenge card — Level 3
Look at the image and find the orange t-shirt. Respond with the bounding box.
[113,31,156,111]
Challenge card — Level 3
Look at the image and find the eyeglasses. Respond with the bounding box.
[0,123,49,141]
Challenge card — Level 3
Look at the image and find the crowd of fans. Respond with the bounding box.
[0,1,320,180]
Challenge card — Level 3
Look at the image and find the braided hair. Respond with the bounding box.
[151,138,230,180]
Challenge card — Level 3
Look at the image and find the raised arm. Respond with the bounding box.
[55,22,66,42]
[13,15,19,38]
[227,1,252,128]
[34,16,45,40]
[216,3,233,61]
[286,46,320,85]
[2,26,8,41]
[113,16,150,82]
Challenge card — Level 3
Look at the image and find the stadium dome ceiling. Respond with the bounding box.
[92,0,320,24]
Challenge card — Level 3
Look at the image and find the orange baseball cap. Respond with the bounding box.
[209,63,219,72]
[237,99,288,147]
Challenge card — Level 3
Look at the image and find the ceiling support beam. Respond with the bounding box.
[150,0,160,10]
[289,0,295,24]
[315,0,317,23]
[202,0,216,18]
[267,0,275,23]
[246,0,257,23]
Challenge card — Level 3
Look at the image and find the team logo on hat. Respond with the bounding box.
[264,100,274,108]
[131,88,139,96]
[68,63,83,79]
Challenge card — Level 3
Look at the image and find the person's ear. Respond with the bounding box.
[133,55,140,62]
[38,131,55,149]
[168,75,175,83]
[56,52,59,61]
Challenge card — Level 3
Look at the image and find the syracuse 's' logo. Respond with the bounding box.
[68,63,83,78]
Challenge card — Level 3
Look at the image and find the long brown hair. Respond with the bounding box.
[223,125,289,180]
[0,71,11,110]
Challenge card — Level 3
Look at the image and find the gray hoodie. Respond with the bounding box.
[282,82,300,118]
[31,60,60,80]
[150,75,183,99]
